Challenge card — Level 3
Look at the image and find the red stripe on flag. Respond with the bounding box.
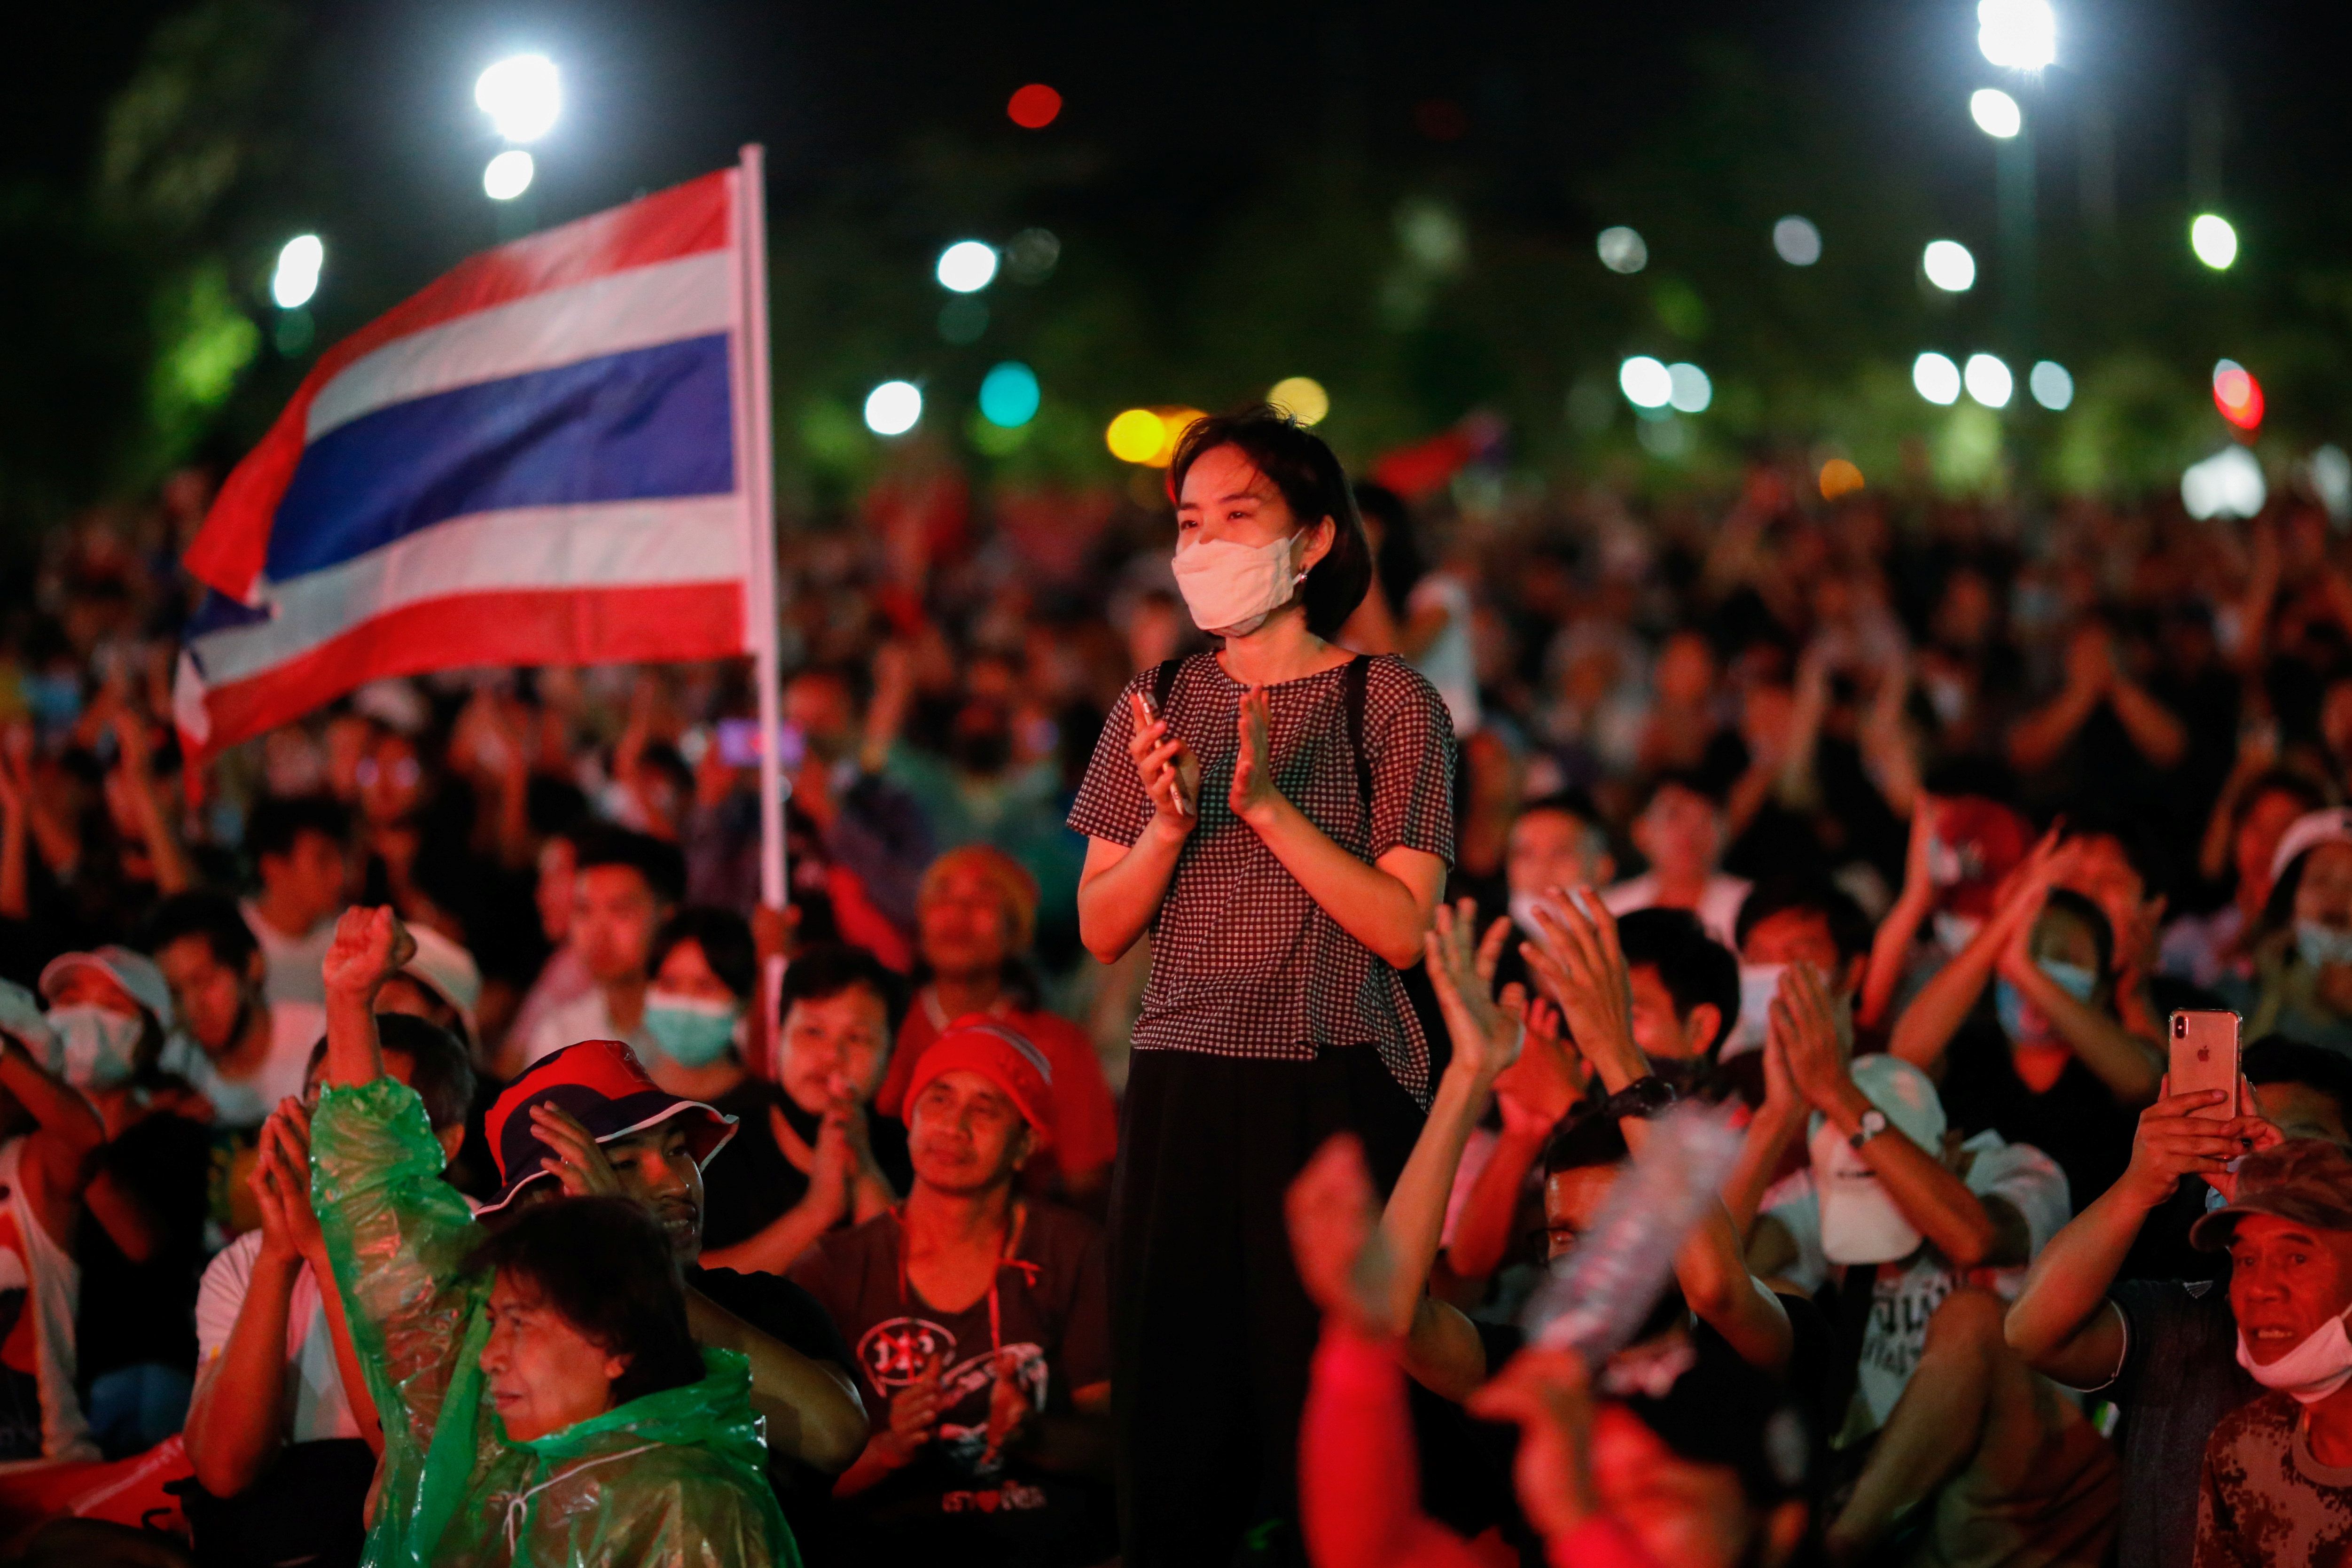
[193,582,745,755]
[186,168,735,603]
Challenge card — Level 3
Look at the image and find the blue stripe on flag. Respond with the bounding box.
[266,334,734,581]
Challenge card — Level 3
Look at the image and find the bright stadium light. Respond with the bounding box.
[476,54,560,143]
[1618,356,1672,409]
[2029,360,2074,410]
[1772,217,1822,265]
[936,241,1000,293]
[1964,353,2014,408]
[483,150,535,200]
[1922,239,1977,292]
[271,234,323,309]
[2181,447,2265,521]
[1970,88,2023,139]
[2191,214,2239,270]
[1977,0,2056,71]
[1666,363,1712,413]
[1914,352,1963,406]
[864,380,923,436]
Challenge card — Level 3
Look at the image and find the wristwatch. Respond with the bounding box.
[1598,1075,1679,1122]
[1849,1109,1890,1150]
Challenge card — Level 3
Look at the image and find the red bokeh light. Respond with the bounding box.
[2214,366,2264,430]
[1008,84,1062,130]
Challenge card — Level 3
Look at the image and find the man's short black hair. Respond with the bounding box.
[306,1014,474,1131]
[1734,874,1874,964]
[1638,768,1725,812]
[1542,1106,1630,1174]
[246,795,350,865]
[1517,789,1605,835]
[2246,1036,2352,1129]
[1617,907,1740,1054]
[780,942,909,1036]
[1168,405,1373,638]
[465,1196,705,1408]
[651,907,756,1002]
[571,826,687,906]
[142,891,259,972]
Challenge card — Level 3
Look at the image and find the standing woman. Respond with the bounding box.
[1069,406,1455,1565]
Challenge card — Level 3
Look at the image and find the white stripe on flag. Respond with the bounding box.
[192,496,747,684]
[305,251,736,442]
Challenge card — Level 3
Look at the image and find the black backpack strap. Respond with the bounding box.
[1344,655,1373,807]
[1152,656,1183,716]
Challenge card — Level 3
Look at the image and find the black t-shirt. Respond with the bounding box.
[700,1080,914,1254]
[77,1110,213,1381]
[685,1263,857,1554]
[1938,1019,2135,1213]
[2106,1277,2261,1568]
[789,1203,1114,1568]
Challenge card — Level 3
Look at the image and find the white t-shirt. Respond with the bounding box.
[521,987,654,1068]
[193,1229,361,1445]
[1764,1131,2070,1432]
[1601,872,1753,950]
[242,900,338,1008]
[161,1001,326,1131]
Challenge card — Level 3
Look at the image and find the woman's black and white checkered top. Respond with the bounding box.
[1067,652,1456,1103]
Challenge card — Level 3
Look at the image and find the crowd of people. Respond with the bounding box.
[0,401,2349,1567]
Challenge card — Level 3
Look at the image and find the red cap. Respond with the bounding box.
[905,1016,1055,1149]
[479,1039,735,1216]
[1934,797,2032,919]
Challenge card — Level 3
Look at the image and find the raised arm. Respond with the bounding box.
[1075,693,1198,964]
[0,1030,103,1244]
[320,906,414,1089]
[1889,832,2071,1075]
[1993,923,2163,1105]
[1860,798,1939,1031]
[2007,627,2111,775]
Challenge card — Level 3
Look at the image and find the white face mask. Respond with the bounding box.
[1508,889,1546,935]
[46,1005,143,1090]
[1726,963,1787,1060]
[2236,1305,2352,1404]
[1171,532,1307,636]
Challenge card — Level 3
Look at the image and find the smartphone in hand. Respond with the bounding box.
[2170,1010,2242,1120]
[1131,689,1190,816]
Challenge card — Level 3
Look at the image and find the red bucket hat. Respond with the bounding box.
[905,1015,1056,1149]
[478,1039,735,1216]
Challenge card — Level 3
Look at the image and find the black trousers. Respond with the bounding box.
[1110,1046,1424,1568]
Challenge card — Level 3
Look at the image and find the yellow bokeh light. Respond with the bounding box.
[1154,408,1205,466]
[1267,376,1330,426]
[1106,408,1164,464]
[1819,458,1866,500]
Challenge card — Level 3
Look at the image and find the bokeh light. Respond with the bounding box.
[2191,214,2239,270]
[1666,363,1712,413]
[1772,217,1821,266]
[864,380,923,436]
[1819,459,1866,500]
[1007,84,1062,129]
[1618,356,1672,409]
[476,55,560,143]
[271,234,323,309]
[1964,353,2013,408]
[1597,226,1648,274]
[2029,360,2074,410]
[1977,0,2056,70]
[2182,447,2265,521]
[1106,409,1165,464]
[1006,228,1061,283]
[979,363,1039,428]
[1913,352,1962,405]
[2212,360,2264,430]
[1268,376,1330,425]
[1969,88,2022,139]
[1922,240,1977,292]
[936,240,1000,293]
[483,150,535,201]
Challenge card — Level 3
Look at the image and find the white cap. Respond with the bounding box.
[38,946,175,1030]
[398,924,481,1048]
[1809,1054,1948,1265]
[2271,808,2352,887]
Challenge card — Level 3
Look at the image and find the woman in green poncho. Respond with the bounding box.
[309,905,796,1568]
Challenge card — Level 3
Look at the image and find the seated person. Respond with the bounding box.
[33,945,172,1094]
[700,944,909,1273]
[1486,790,1616,997]
[308,907,793,1567]
[1726,873,1873,1061]
[145,891,327,1131]
[517,827,683,1072]
[790,1017,1115,1568]
[1602,771,1752,948]
[1744,1041,2110,1567]
[181,1016,472,1560]
[875,847,1119,1205]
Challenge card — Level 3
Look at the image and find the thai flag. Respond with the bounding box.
[174,164,770,759]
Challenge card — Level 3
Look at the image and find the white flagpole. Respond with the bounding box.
[735,144,788,1030]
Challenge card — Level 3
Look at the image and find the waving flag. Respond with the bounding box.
[175,160,777,760]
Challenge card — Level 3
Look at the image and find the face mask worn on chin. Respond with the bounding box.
[2297,922,2352,971]
[1994,959,2099,1045]
[2237,1305,2352,1404]
[1171,532,1307,637]
[46,1005,143,1090]
[643,992,744,1069]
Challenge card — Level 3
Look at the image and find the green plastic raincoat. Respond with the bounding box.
[310,1077,798,1567]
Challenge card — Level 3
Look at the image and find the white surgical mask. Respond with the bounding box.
[1171,533,1307,637]
[1931,912,1983,955]
[1508,889,1547,935]
[46,1005,143,1090]
[1724,963,1787,1061]
[2297,922,2352,970]
[2236,1305,2352,1404]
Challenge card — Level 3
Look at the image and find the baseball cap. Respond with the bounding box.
[1809,1053,1948,1265]
[397,925,481,1049]
[0,983,57,1064]
[2270,809,2352,888]
[2191,1138,2352,1252]
[477,1039,735,1216]
[1929,797,2032,920]
[905,1015,1055,1149]
[38,946,175,1030]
